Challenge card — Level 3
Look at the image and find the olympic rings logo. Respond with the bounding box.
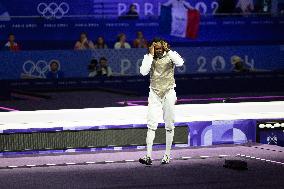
[22,59,61,78]
[37,2,69,19]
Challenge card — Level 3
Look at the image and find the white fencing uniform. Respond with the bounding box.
[140,50,184,157]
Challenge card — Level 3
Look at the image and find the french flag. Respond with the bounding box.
[159,5,200,39]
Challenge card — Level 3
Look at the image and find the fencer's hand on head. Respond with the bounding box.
[161,41,170,52]
[149,42,155,56]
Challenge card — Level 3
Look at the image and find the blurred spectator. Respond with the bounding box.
[261,0,284,15]
[97,57,112,77]
[280,3,284,15]
[114,33,131,49]
[94,36,108,49]
[280,0,284,14]
[74,32,95,50]
[88,58,99,77]
[216,0,236,14]
[231,56,251,73]
[0,2,10,21]
[46,60,64,79]
[271,0,278,15]
[235,0,254,14]
[255,0,272,13]
[133,31,148,48]
[125,4,139,19]
[3,33,20,51]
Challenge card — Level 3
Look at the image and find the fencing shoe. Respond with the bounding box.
[161,154,170,164]
[139,155,152,165]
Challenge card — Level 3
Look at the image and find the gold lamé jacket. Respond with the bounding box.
[150,53,175,98]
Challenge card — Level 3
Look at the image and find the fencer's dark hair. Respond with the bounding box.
[148,37,167,48]
[148,37,169,55]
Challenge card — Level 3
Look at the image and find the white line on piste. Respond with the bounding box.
[26,165,36,167]
[125,160,135,162]
[85,162,96,164]
[8,166,18,168]
[65,163,76,165]
[6,154,282,170]
[46,164,56,166]
[239,154,284,166]
[200,156,210,158]
[105,160,114,163]
[219,155,229,157]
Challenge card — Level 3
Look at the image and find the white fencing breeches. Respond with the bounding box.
[147,88,177,131]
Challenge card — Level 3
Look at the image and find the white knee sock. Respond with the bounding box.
[165,129,174,156]
[146,129,156,158]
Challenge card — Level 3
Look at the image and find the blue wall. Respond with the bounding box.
[0,46,284,80]
[0,0,283,50]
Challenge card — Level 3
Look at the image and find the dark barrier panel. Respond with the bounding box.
[5,72,284,96]
[0,80,11,100]
[0,126,188,152]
